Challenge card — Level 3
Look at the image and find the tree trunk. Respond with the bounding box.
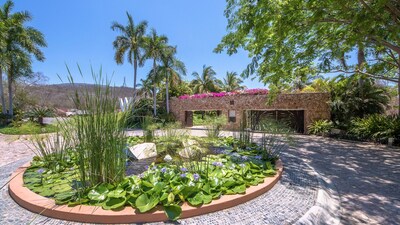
[166,72,169,114]
[153,59,157,117]
[0,68,6,114]
[133,58,138,111]
[7,72,13,117]
[398,69,400,115]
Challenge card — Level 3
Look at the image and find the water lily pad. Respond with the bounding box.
[135,194,159,212]
[107,188,126,198]
[164,204,182,221]
[88,185,109,201]
[103,197,126,210]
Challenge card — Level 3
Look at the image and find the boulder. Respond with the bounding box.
[128,143,157,160]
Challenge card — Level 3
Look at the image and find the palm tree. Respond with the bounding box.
[0,0,46,116]
[111,12,147,104]
[191,65,219,93]
[222,71,245,92]
[143,29,168,116]
[159,46,186,113]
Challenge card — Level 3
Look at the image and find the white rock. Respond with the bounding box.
[128,143,157,160]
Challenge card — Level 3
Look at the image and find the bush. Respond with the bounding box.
[349,114,400,143]
[308,119,333,136]
[25,107,55,125]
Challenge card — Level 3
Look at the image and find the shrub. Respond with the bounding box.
[26,107,55,125]
[0,121,58,135]
[308,119,333,136]
[349,114,400,142]
[205,115,227,139]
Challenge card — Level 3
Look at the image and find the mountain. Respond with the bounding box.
[25,83,136,110]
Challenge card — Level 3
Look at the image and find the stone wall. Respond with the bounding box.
[170,93,330,133]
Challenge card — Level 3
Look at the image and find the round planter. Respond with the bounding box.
[9,160,283,224]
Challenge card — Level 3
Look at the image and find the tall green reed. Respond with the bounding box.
[58,66,129,187]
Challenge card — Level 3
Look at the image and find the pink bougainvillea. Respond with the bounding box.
[178,89,269,99]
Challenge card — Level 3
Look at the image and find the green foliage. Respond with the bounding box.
[308,120,333,136]
[25,148,277,221]
[190,65,221,94]
[30,132,71,170]
[216,0,400,90]
[205,115,227,139]
[111,12,147,101]
[0,0,47,116]
[25,107,55,125]
[222,72,245,92]
[330,75,390,128]
[349,114,400,142]
[0,121,57,135]
[58,67,129,187]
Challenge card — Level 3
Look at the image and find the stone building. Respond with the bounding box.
[170,93,330,133]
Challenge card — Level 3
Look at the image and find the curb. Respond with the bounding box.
[295,166,341,225]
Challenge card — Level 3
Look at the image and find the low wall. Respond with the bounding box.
[170,93,330,133]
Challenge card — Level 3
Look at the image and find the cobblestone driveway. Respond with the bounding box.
[291,135,400,225]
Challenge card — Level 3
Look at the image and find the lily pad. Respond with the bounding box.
[164,204,182,221]
[103,197,127,210]
[135,194,159,212]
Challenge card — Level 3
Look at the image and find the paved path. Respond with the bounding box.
[290,135,400,225]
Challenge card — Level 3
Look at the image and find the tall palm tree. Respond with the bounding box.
[143,29,168,116]
[0,0,46,116]
[159,46,186,113]
[191,65,219,93]
[111,12,147,104]
[222,71,245,92]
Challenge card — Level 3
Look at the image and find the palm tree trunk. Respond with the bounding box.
[153,59,157,117]
[7,71,13,117]
[166,72,169,114]
[133,58,138,111]
[0,68,6,114]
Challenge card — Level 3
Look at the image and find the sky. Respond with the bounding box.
[11,0,266,89]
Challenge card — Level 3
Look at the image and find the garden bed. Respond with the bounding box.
[9,160,283,224]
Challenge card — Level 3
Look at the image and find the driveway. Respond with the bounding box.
[290,135,400,225]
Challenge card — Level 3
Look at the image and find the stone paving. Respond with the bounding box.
[290,135,400,225]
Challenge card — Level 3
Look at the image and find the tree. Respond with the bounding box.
[0,0,46,116]
[159,46,186,113]
[191,65,220,93]
[216,0,400,113]
[143,29,168,116]
[111,12,147,104]
[222,71,245,92]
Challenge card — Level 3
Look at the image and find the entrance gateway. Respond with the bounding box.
[170,93,330,134]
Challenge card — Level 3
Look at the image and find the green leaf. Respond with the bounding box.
[52,184,72,193]
[103,197,127,210]
[135,194,159,212]
[202,194,212,204]
[88,185,109,201]
[54,191,75,204]
[187,192,203,206]
[167,192,175,204]
[39,189,55,197]
[232,184,246,194]
[107,188,126,198]
[164,204,182,221]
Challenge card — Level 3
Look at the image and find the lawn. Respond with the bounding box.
[0,122,58,135]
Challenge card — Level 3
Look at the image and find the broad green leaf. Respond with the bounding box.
[103,197,127,210]
[88,185,109,201]
[135,194,159,212]
[164,204,182,221]
[108,188,126,198]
